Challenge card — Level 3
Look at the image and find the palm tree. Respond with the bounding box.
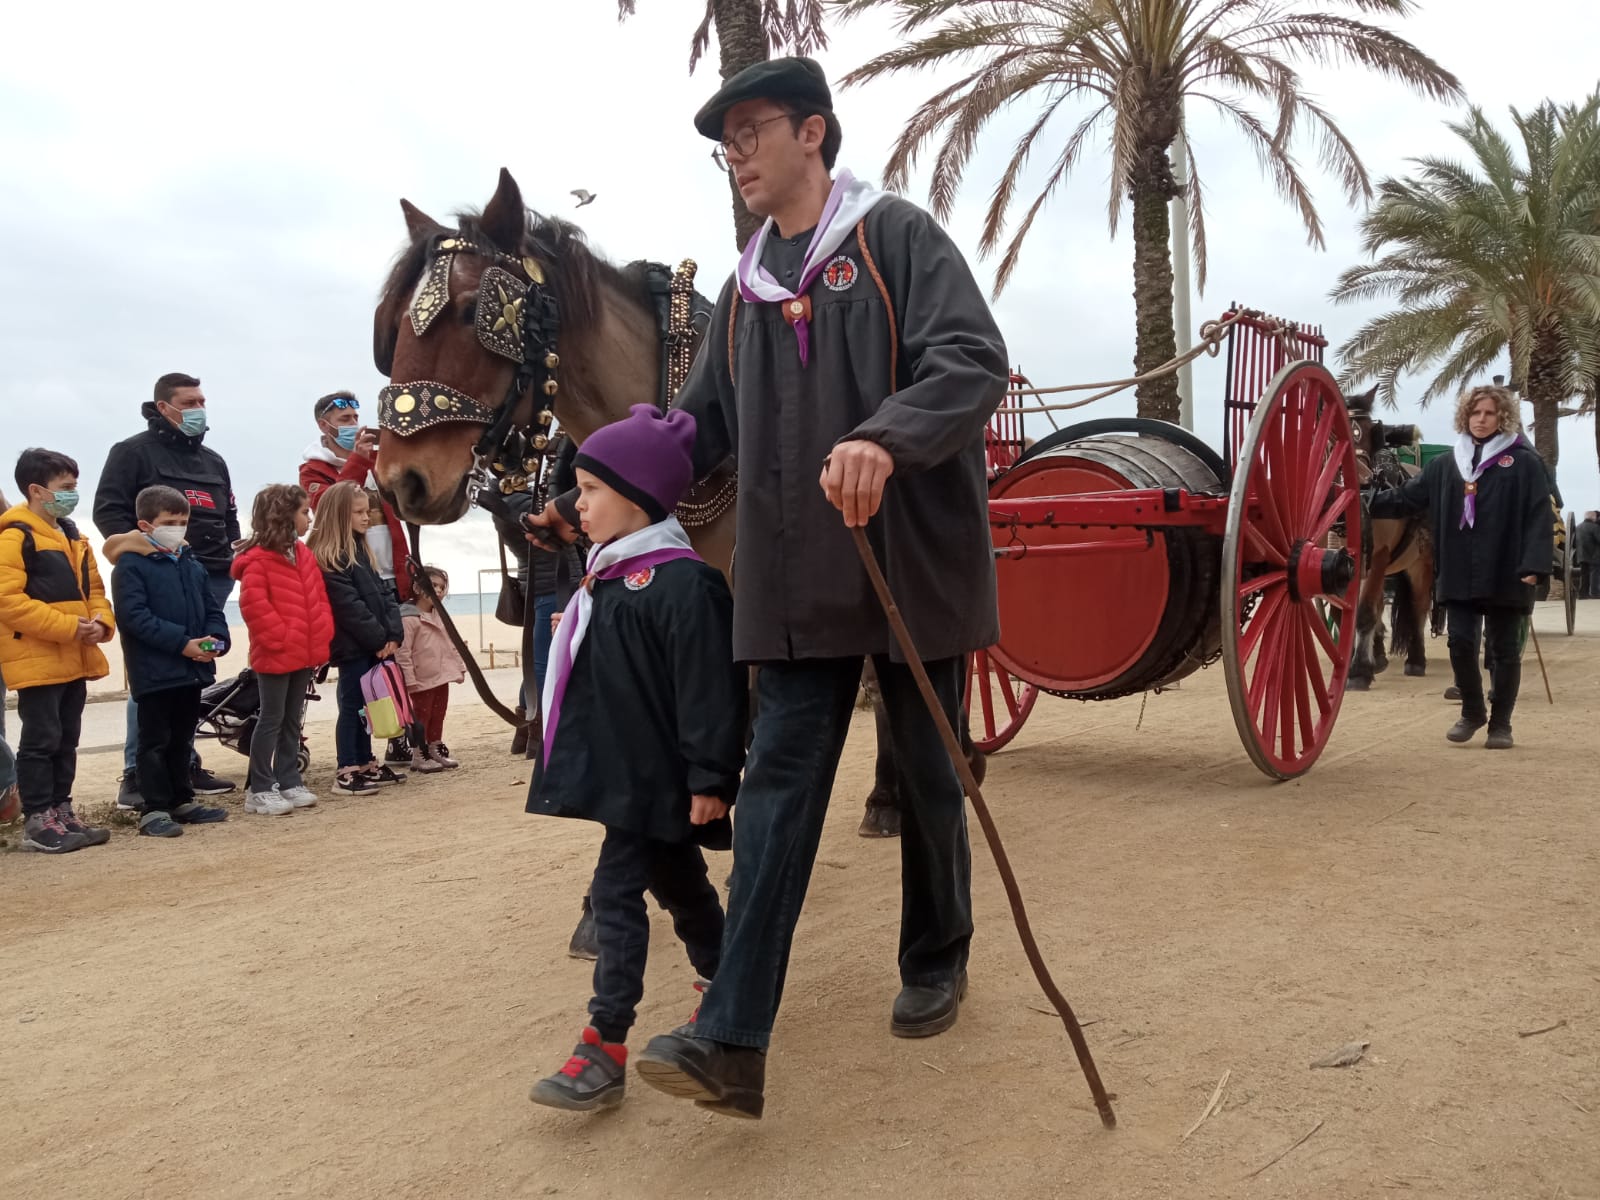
[831,0,1459,422]
[619,0,829,246]
[1333,97,1600,469]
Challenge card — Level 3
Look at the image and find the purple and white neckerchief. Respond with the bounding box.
[539,516,701,761]
[735,169,888,366]
[1451,430,1519,528]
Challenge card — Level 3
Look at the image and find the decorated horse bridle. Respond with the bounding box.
[377,234,564,503]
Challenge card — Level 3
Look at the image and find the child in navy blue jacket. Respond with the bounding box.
[108,486,231,837]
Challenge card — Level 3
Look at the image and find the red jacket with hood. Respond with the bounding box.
[230,541,334,674]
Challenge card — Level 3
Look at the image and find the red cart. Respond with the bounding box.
[965,311,1361,780]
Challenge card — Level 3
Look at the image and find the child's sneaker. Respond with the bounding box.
[0,784,19,825]
[689,977,712,1024]
[21,809,86,853]
[362,764,407,787]
[54,803,109,846]
[115,771,144,812]
[189,761,237,796]
[429,742,460,769]
[138,811,184,838]
[384,736,411,766]
[172,801,229,823]
[529,1028,627,1112]
[333,772,379,796]
[409,749,444,774]
[244,790,294,815]
[279,786,318,808]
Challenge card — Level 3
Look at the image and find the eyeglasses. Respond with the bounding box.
[318,397,359,415]
[711,112,794,173]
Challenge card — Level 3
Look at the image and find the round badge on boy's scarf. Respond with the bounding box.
[1498,455,1515,468]
[822,254,858,292]
[624,568,655,591]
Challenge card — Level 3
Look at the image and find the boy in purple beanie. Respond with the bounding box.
[526,405,748,1113]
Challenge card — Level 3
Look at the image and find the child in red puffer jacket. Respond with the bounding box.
[229,484,334,817]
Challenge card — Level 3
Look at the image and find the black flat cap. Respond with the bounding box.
[694,56,833,139]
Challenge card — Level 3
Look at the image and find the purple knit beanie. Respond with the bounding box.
[572,405,698,523]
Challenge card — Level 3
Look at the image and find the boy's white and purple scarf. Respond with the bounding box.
[735,169,887,366]
[1452,430,1520,528]
[539,517,701,761]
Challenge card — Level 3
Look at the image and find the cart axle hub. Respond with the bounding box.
[1287,542,1355,603]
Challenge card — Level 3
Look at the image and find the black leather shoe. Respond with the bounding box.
[1446,717,1486,743]
[635,1028,766,1119]
[891,971,968,1039]
[1485,726,1514,750]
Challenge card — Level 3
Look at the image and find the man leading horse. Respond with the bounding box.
[531,57,1009,1118]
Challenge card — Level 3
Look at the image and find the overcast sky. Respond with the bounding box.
[4,0,1597,594]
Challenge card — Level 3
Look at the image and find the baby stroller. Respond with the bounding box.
[196,667,323,775]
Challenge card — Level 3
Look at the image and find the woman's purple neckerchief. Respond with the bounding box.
[735,169,887,366]
[540,516,701,762]
[1451,430,1519,528]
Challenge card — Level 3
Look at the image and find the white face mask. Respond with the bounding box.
[149,525,188,551]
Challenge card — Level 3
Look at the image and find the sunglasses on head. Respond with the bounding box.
[319,397,360,414]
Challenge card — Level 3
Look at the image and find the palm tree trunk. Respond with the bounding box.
[1524,321,1563,468]
[711,0,767,250]
[1130,150,1180,423]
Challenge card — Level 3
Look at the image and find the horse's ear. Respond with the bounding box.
[480,168,525,253]
[400,198,448,243]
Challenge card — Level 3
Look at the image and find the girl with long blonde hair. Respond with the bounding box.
[310,482,407,794]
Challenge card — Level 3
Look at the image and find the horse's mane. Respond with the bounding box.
[374,208,658,367]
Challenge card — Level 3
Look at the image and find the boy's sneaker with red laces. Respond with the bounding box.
[529,1027,627,1112]
[689,977,712,1024]
[54,803,109,846]
[21,809,86,853]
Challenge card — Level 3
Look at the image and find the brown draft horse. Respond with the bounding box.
[371,169,955,838]
[1345,386,1435,689]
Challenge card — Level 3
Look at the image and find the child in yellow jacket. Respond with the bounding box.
[0,449,116,853]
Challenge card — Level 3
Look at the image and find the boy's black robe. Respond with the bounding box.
[1370,439,1553,610]
[526,558,744,850]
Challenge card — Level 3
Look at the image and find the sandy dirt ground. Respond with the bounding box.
[3,601,1597,1200]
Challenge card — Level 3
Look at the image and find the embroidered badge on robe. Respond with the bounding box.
[624,568,655,591]
[822,255,858,291]
[1498,455,1515,468]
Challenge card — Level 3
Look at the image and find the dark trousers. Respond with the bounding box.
[122,572,234,774]
[695,656,973,1050]
[588,826,725,1043]
[334,657,378,770]
[16,680,87,817]
[1589,563,1600,599]
[1446,604,1523,728]
[248,669,311,794]
[411,685,449,744]
[138,685,202,815]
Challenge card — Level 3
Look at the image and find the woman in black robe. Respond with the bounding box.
[1369,384,1552,748]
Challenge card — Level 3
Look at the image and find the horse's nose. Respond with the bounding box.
[391,469,433,522]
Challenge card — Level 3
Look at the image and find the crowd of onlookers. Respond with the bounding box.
[0,374,495,853]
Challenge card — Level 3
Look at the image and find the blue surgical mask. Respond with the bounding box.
[334,426,359,451]
[43,490,79,519]
[178,408,208,437]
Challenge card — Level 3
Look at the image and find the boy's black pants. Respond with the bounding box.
[588,826,725,1043]
[16,680,87,817]
[138,685,202,814]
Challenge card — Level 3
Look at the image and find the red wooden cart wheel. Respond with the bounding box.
[1220,362,1363,780]
[965,646,1039,752]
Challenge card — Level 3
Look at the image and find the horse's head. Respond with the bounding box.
[372,169,580,524]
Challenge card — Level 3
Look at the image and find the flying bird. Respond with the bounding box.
[572,189,597,208]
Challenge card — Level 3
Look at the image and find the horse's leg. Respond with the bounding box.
[859,660,902,839]
[1398,564,1429,676]
[1349,545,1390,690]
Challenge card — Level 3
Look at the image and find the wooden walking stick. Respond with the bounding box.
[1527,619,1553,705]
[850,526,1117,1130]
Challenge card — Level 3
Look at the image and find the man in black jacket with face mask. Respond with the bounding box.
[95,372,242,805]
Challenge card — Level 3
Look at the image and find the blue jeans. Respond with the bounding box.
[124,571,235,774]
[518,594,559,710]
[694,655,973,1050]
[334,656,379,770]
